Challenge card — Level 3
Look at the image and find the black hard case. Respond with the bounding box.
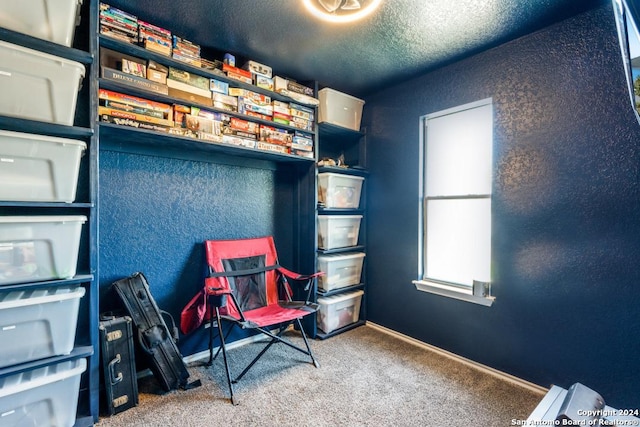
[99,315,139,416]
[112,272,192,392]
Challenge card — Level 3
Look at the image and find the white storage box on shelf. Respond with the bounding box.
[0,130,86,203]
[317,289,364,334]
[0,216,86,286]
[318,172,364,209]
[0,0,83,47]
[317,215,362,250]
[0,357,86,426]
[318,88,365,131]
[317,252,365,292]
[0,285,86,368]
[0,40,85,126]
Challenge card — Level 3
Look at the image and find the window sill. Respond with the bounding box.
[412,280,495,307]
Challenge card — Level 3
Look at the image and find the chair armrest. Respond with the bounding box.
[277,266,324,282]
[205,277,232,296]
[277,267,324,303]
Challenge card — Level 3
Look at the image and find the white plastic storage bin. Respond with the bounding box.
[0,285,85,368]
[0,0,83,47]
[0,357,86,427]
[318,172,364,209]
[0,130,86,203]
[317,252,365,292]
[0,40,85,126]
[317,289,364,334]
[318,88,365,131]
[0,216,86,286]
[317,215,362,250]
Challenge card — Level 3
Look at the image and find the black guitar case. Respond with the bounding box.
[112,272,201,392]
[99,315,138,415]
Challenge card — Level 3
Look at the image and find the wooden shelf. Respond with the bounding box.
[317,245,366,255]
[0,345,94,378]
[317,165,368,176]
[99,35,317,107]
[0,116,93,139]
[318,122,364,141]
[0,275,95,292]
[99,122,315,167]
[99,77,315,137]
[317,283,365,297]
[0,27,93,64]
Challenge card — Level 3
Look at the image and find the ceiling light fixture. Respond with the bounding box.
[303,0,382,23]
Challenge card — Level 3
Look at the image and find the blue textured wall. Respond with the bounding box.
[99,150,295,355]
[363,4,640,407]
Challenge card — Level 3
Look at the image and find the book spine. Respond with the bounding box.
[101,99,166,119]
[99,106,174,127]
[99,114,170,133]
[98,89,172,113]
[101,66,169,96]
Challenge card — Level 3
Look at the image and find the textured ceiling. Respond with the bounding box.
[106,0,610,97]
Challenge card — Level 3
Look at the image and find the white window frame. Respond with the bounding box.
[413,98,495,306]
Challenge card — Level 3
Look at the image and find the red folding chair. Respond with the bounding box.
[181,236,322,405]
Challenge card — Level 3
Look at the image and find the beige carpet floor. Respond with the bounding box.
[96,324,543,427]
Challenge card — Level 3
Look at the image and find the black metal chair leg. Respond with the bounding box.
[296,318,320,368]
[216,307,237,405]
[234,337,278,383]
[207,303,216,365]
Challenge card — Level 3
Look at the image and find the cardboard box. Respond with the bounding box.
[243,60,272,78]
[168,87,212,106]
[255,75,274,91]
[168,67,210,92]
[210,79,229,94]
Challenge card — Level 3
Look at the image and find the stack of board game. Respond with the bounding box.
[100,3,138,44]
[138,20,171,56]
[98,89,174,132]
[172,36,201,67]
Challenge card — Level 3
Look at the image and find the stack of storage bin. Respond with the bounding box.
[317,172,366,334]
[0,2,88,425]
[316,88,367,336]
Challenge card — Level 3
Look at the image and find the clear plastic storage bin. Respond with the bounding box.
[0,285,86,368]
[0,216,86,286]
[317,252,365,292]
[0,0,83,47]
[318,172,364,209]
[317,290,364,334]
[0,357,86,427]
[317,215,362,250]
[0,130,86,203]
[318,88,365,131]
[0,40,85,125]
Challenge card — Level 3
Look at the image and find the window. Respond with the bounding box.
[413,99,494,306]
[613,0,640,124]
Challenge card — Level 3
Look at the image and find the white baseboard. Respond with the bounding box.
[365,322,547,395]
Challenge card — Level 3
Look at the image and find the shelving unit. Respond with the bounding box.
[96,34,317,164]
[0,1,100,424]
[314,122,368,339]
[94,0,319,366]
